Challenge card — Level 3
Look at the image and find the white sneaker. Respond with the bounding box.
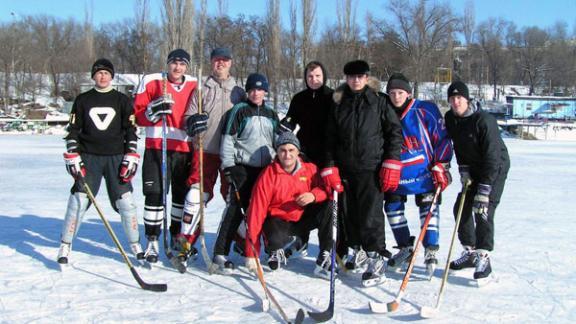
[130,242,145,260]
[57,242,71,264]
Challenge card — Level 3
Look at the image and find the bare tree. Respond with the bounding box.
[161,0,195,60]
[476,18,511,100]
[385,0,457,97]
[509,26,550,95]
[301,0,316,66]
[266,0,281,109]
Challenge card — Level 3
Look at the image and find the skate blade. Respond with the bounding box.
[473,274,495,287]
[58,261,69,272]
[362,276,387,287]
[419,305,439,318]
[426,264,436,280]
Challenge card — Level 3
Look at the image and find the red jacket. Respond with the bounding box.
[134,73,197,153]
[245,157,328,257]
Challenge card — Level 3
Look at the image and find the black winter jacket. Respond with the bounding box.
[444,108,510,185]
[324,80,403,172]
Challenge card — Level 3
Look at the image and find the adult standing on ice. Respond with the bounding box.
[58,58,142,265]
[177,47,245,261]
[322,60,403,286]
[383,73,453,277]
[133,49,197,264]
[444,80,510,280]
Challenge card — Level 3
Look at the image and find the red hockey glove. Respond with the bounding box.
[320,167,343,193]
[119,152,140,183]
[63,152,86,179]
[431,162,452,192]
[379,159,402,192]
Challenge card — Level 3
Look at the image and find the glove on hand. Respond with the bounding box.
[245,257,258,273]
[431,162,452,192]
[320,167,343,193]
[473,184,491,220]
[278,117,295,134]
[459,165,472,186]
[379,159,402,192]
[63,152,86,179]
[145,95,174,122]
[119,152,140,183]
[224,165,245,189]
[186,113,209,137]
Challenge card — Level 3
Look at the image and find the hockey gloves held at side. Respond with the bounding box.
[431,162,452,192]
[380,159,402,192]
[119,152,140,183]
[63,152,86,179]
[186,113,209,137]
[145,95,175,123]
[473,184,491,220]
[320,167,343,193]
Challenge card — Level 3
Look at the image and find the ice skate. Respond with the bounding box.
[449,246,477,272]
[284,236,308,259]
[344,247,369,273]
[473,251,493,287]
[144,236,159,264]
[362,252,388,287]
[313,250,333,280]
[267,249,287,271]
[387,236,415,269]
[57,242,71,270]
[211,254,235,275]
[424,245,439,280]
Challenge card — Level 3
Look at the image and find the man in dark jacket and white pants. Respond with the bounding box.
[444,80,510,281]
[321,60,403,286]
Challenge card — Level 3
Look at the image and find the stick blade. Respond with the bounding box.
[369,301,390,314]
[130,267,168,292]
[294,308,305,324]
[419,305,439,318]
[308,306,334,323]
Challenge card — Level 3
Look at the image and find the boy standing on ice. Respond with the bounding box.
[444,80,509,280]
[383,73,453,277]
[58,58,142,265]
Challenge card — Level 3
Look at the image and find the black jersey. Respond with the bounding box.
[65,88,137,155]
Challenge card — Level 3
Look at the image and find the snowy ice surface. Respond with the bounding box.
[0,135,574,323]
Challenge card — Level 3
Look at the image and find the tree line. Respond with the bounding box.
[1,0,575,112]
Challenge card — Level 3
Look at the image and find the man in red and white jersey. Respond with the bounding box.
[133,48,197,264]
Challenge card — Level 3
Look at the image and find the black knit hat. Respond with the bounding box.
[91,58,114,78]
[275,131,301,150]
[167,48,191,65]
[386,73,412,93]
[245,73,269,92]
[343,60,370,75]
[447,81,470,101]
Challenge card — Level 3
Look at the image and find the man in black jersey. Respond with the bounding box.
[57,58,143,265]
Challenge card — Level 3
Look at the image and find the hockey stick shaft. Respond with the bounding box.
[195,67,214,272]
[308,190,338,323]
[423,180,471,315]
[79,177,167,292]
[386,186,442,312]
[230,182,294,323]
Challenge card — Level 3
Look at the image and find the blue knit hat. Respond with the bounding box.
[245,73,269,92]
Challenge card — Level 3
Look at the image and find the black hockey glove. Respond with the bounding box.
[473,184,491,220]
[145,96,174,123]
[186,113,209,137]
[224,165,245,189]
[277,116,295,134]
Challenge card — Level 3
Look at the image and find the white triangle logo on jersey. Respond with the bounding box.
[89,107,116,130]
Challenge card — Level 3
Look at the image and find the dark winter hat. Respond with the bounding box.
[343,60,370,75]
[275,131,301,150]
[386,73,412,93]
[91,58,114,78]
[245,73,269,92]
[447,81,470,101]
[210,47,232,60]
[167,48,191,65]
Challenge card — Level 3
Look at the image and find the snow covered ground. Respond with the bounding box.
[0,135,574,323]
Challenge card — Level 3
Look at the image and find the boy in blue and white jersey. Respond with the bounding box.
[384,73,453,275]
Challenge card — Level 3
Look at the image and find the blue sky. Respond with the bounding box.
[2,0,575,33]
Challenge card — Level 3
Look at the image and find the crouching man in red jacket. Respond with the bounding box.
[244,131,333,279]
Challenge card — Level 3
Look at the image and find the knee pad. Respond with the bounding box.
[61,192,90,243]
[116,192,139,243]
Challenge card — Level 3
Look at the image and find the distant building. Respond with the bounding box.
[505,96,576,120]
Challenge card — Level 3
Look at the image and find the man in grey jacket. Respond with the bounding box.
[178,48,245,261]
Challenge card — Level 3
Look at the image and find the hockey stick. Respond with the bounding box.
[78,176,167,292]
[195,67,215,273]
[420,180,472,318]
[307,190,338,323]
[230,181,302,324]
[370,186,442,313]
